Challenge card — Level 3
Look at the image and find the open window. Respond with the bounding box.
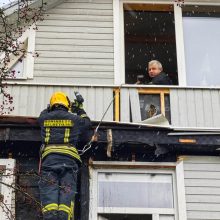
[0,159,16,220]
[115,1,220,87]
[123,4,178,85]
[89,161,186,220]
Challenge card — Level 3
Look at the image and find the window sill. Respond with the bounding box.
[122,84,220,90]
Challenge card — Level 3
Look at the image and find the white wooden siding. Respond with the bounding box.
[183,156,220,220]
[0,84,114,121]
[170,89,220,128]
[34,0,114,84]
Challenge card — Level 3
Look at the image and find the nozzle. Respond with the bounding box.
[74,91,84,103]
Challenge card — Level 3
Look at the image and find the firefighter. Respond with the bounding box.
[38,91,91,220]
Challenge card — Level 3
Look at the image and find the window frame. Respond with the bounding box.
[0,24,36,80]
[89,161,186,220]
[113,0,220,87]
[138,88,170,117]
[0,159,16,220]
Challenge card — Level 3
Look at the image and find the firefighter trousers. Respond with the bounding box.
[39,154,79,220]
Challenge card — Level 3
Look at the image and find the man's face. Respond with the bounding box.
[148,64,161,78]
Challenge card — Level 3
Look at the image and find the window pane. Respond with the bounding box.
[124,4,178,85]
[139,94,161,120]
[183,6,220,86]
[98,173,174,208]
[9,57,25,78]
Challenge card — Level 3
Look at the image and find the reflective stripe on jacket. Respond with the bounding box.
[42,145,81,162]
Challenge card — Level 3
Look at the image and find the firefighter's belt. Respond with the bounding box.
[42,145,81,162]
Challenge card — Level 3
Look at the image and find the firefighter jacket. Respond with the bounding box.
[37,106,91,163]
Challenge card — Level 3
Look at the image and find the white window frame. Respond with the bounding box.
[0,159,16,220]
[0,24,36,79]
[89,161,186,220]
[113,0,220,87]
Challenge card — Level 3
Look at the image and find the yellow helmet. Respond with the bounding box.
[50,92,70,109]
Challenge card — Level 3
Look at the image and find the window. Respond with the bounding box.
[0,25,36,79]
[0,159,16,220]
[182,5,220,86]
[90,161,186,220]
[138,89,171,123]
[114,1,220,87]
[124,4,178,85]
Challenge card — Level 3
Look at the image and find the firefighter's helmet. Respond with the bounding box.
[50,92,70,109]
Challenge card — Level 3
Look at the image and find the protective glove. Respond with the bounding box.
[71,100,88,118]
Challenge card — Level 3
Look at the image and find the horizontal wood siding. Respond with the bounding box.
[183,156,220,220]
[170,88,220,128]
[34,0,114,84]
[1,85,114,121]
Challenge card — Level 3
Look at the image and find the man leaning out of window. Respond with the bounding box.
[136,60,172,85]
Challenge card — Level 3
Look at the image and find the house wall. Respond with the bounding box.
[33,0,114,84]
[183,156,220,220]
[4,85,220,129]
[1,84,114,121]
[170,88,220,128]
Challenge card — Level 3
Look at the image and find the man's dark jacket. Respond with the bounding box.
[149,72,172,85]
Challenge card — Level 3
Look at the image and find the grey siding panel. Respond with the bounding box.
[57,2,113,10]
[37,51,113,58]
[36,38,113,46]
[36,45,113,52]
[194,91,205,127]
[34,0,114,85]
[185,179,220,187]
[202,90,213,127]
[187,203,220,211]
[120,88,130,122]
[36,57,113,65]
[211,90,220,127]
[169,89,180,125]
[34,63,113,71]
[185,171,220,179]
[178,89,188,127]
[36,32,113,40]
[4,85,114,121]
[186,195,220,203]
[103,88,114,121]
[44,14,113,22]
[187,211,220,220]
[182,156,220,164]
[37,26,113,33]
[47,8,113,16]
[38,20,113,27]
[129,88,141,122]
[170,89,220,128]
[183,156,220,220]
[186,90,197,127]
